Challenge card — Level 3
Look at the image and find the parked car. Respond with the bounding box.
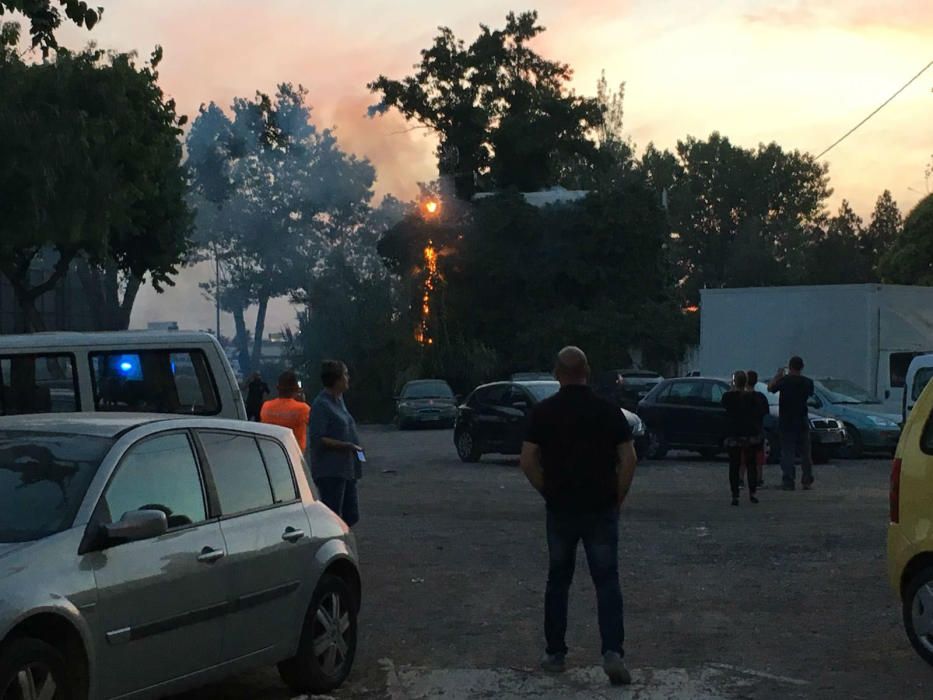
[454,380,647,462]
[510,372,553,381]
[903,354,933,423]
[594,369,663,412]
[0,331,247,419]
[752,382,845,464]
[888,375,933,667]
[395,379,457,429]
[811,378,902,458]
[638,377,846,462]
[0,414,360,699]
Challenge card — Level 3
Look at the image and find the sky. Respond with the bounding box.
[47,0,933,334]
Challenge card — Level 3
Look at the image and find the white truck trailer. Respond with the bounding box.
[698,284,933,415]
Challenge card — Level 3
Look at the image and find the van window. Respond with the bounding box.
[891,352,926,389]
[913,368,933,402]
[0,354,79,415]
[90,350,220,415]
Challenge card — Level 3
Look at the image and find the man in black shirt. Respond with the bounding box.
[520,346,637,686]
[768,355,815,491]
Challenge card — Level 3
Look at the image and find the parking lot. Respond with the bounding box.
[177,425,930,699]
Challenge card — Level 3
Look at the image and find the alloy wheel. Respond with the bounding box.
[2,662,57,700]
[912,582,933,653]
[311,592,351,678]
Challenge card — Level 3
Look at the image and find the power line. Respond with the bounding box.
[815,59,933,160]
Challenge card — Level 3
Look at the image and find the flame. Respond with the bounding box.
[417,243,440,345]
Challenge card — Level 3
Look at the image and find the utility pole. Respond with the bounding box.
[214,244,221,339]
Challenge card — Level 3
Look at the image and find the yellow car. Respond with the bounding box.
[888,377,933,665]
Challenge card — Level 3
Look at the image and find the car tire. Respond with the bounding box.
[278,574,358,695]
[646,430,668,460]
[455,429,482,463]
[0,637,75,700]
[841,424,863,459]
[902,566,933,667]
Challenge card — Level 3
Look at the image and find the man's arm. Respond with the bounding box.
[520,441,545,495]
[616,440,637,506]
[768,369,785,393]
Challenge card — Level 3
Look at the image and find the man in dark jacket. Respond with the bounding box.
[520,346,638,686]
[768,356,815,491]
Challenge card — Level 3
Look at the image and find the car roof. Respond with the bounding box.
[0,330,218,350]
[514,380,559,387]
[0,413,292,440]
[404,379,451,385]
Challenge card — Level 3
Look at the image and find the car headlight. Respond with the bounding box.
[398,402,411,410]
[866,415,899,428]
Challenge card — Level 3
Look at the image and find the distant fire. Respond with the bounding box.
[416,243,439,345]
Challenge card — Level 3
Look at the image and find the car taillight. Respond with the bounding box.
[890,457,902,524]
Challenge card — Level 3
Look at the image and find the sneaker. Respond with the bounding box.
[731,496,739,506]
[603,651,632,686]
[749,495,759,504]
[540,652,566,673]
[781,482,795,491]
[802,481,813,491]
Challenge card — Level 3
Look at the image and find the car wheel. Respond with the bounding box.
[278,574,358,695]
[903,566,933,667]
[647,430,668,460]
[0,637,73,700]
[841,425,863,459]
[455,429,482,463]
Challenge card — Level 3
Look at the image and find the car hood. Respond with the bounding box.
[0,542,33,561]
[831,404,901,424]
[398,398,456,407]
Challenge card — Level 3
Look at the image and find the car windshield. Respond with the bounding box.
[402,382,454,399]
[0,431,113,542]
[818,379,880,405]
[526,382,561,402]
[754,382,780,406]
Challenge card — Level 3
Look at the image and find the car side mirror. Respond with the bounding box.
[103,509,168,545]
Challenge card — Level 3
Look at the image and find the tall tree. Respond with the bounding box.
[187,85,376,374]
[0,27,190,331]
[802,200,873,284]
[863,190,903,267]
[880,194,933,285]
[0,0,100,54]
[368,11,602,199]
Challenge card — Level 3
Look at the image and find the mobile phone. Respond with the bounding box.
[356,450,366,463]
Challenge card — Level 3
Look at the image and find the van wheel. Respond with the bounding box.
[903,566,933,667]
[0,637,73,700]
[278,575,358,694]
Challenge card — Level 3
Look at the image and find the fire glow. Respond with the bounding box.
[416,243,439,345]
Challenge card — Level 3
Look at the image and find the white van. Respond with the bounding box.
[0,331,247,419]
[903,353,933,423]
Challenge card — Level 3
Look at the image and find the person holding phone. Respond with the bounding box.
[308,360,363,527]
[768,356,815,491]
[722,371,767,506]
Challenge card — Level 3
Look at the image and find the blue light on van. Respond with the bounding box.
[119,362,133,373]
[113,354,142,380]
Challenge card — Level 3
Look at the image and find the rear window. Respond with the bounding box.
[913,368,933,401]
[891,352,926,389]
[0,354,79,415]
[0,431,112,542]
[90,350,220,415]
[402,381,454,399]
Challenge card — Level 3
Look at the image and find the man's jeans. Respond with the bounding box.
[545,506,624,657]
[780,427,813,487]
[315,477,360,527]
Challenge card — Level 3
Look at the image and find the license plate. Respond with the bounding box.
[817,433,843,444]
[424,415,440,421]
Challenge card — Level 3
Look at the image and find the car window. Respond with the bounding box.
[475,385,509,406]
[0,354,79,415]
[90,349,220,415]
[913,368,933,402]
[103,433,206,530]
[507,386,531,406]
[402,381,454,399]
[710,382,727,404]
[662,381,703,405]
[0,431,112,542]
[259,438,298,504]
[199,432,273,515]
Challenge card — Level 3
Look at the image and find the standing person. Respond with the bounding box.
[309,360,363,527]
[746,370,769,488]
[244,372,270,421]
[260,370,311,450]
[520,346,638,687]
[722,371,767,506]
[768,356,815,491]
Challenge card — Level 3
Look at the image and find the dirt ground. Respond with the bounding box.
[177,425,931,699]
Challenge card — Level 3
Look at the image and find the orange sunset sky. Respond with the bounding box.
[46,0,932,332]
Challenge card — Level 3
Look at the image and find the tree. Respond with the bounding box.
[0,0,100,54]
[801,200,873,284]
[863,190,902,268]
[0,27,191,331]
[187,85,376,374]
[639,133,832,302]
[368,11,602,199]
[880,194,933,285]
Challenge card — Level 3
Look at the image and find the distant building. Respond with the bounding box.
[472,186,589,208]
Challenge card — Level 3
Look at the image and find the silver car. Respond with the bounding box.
[0,414,360,700]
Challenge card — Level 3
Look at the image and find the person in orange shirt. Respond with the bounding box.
[260,370,311,451]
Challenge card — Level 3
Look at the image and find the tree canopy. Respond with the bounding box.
[880,194,933,285]
[0,0,100,54]
[369,11,602,199]
[187,84,376,373]
[0,26,190,330]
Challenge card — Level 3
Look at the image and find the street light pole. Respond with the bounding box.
[214,245,221,338]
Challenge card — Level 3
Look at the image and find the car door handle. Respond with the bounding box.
[197,547,225,564]
[282,527,306,543]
